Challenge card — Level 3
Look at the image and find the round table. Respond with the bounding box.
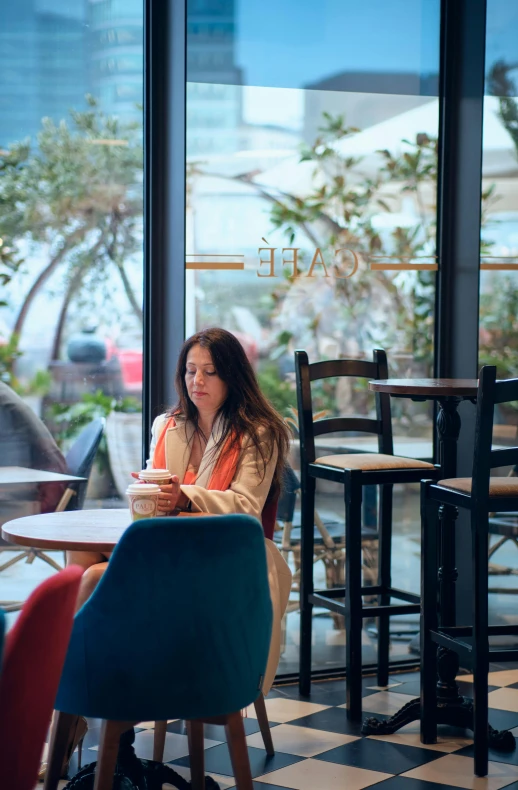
[1,508,207,553]
[369,379,478,480]
[363,378,513,751]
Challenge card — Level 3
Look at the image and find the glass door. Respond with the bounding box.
[480,0,518,624]
[185,0,441,674]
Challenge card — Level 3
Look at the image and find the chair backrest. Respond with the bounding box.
[0,566,82,790]
[295,348,393,465]
[472,366,518,505]
[277,463,301,523]
[55,514,273,723]
[65,417,105,510]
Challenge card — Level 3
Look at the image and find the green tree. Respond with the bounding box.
[0,149,26,307]
[479,61,518,381]
[0,96,143,360]
[254,113,440,372]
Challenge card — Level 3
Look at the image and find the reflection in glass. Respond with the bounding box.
[0,0,143,615]
[186,0,440,673]
[481,0,518,622]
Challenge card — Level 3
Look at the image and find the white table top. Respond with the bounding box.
[0,466,86,485]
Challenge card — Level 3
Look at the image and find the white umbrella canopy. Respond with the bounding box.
[252,155,325,195]
[332,97,517,177]
[251,97,517,198]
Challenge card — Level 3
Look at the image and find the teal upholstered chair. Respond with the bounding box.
[44,515,273,790]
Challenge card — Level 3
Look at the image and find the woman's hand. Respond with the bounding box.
[157,475,181,513]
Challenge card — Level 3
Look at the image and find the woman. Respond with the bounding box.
[68,328,290,609]
[44,329,292,780]
[147,327,290,530]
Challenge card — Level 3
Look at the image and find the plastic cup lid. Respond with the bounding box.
[138,469,171,479]
[126,483,161,494]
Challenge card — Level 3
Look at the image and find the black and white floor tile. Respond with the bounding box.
[39,667,518,790]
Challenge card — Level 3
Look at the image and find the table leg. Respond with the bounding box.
[362,397,514,750]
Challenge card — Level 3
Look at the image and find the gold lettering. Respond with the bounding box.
[335,248,359,278]
[257,247,277,277]
[282,247,301,278]
[306,247,330,278]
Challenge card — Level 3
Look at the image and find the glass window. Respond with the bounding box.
[480,0,518,621]
[186,0,441,673]
[0,0,143,619]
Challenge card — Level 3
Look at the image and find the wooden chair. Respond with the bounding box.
[295,348,440,718]
[153,693,274,765]
[420,366,518,777]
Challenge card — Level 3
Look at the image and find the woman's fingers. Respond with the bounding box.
[157,480,181,512]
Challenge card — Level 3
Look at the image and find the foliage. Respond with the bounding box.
[0,150,26,306]
[49,389,141,471]
[253,104,501,405]
[488,61,518,152]
[0,95,143,359]
[256,362,297,416]
[0,334,23,386]
[479,276,518,382]
[254,112,442,398]
[0,332,52,396]
[479,61,518,395]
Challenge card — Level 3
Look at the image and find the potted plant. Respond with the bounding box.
[49,390,141,500]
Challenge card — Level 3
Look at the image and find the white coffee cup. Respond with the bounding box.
[126,482,161,521]
[138,469,172,486]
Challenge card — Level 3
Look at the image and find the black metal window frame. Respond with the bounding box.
[435,0,487,622]
[143,0,187,455]
[143,0,489,671]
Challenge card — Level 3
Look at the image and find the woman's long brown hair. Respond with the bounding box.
[169,328,290,498]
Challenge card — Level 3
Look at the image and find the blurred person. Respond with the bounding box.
[0,381,67,527]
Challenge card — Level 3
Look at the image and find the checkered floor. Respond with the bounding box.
[41,667,518,790]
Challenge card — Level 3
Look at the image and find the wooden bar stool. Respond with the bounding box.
[295,349,440,718]
[420,365,518,777]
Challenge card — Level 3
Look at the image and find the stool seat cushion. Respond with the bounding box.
[438,477,518,496]
[314,453,435,471]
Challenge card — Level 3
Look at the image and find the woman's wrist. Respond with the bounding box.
[177,491,192,511]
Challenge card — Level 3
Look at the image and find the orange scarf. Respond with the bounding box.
[152,415,277,539]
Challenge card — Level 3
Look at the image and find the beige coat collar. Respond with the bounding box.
[164,413,228,485]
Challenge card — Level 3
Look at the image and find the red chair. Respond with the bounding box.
[0,566,83,790]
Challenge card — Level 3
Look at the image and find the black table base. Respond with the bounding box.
[64,728,221,790]
[361,695,515,750]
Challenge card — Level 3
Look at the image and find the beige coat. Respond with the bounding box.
[148,413,292,693]
[148,413,278,523]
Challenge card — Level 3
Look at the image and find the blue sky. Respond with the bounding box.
[235,0,441,89]
[486,0,518,79]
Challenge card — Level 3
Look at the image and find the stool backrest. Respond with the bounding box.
[55,514,272,723]
[295,348,393,465]
[473,366,518,505]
